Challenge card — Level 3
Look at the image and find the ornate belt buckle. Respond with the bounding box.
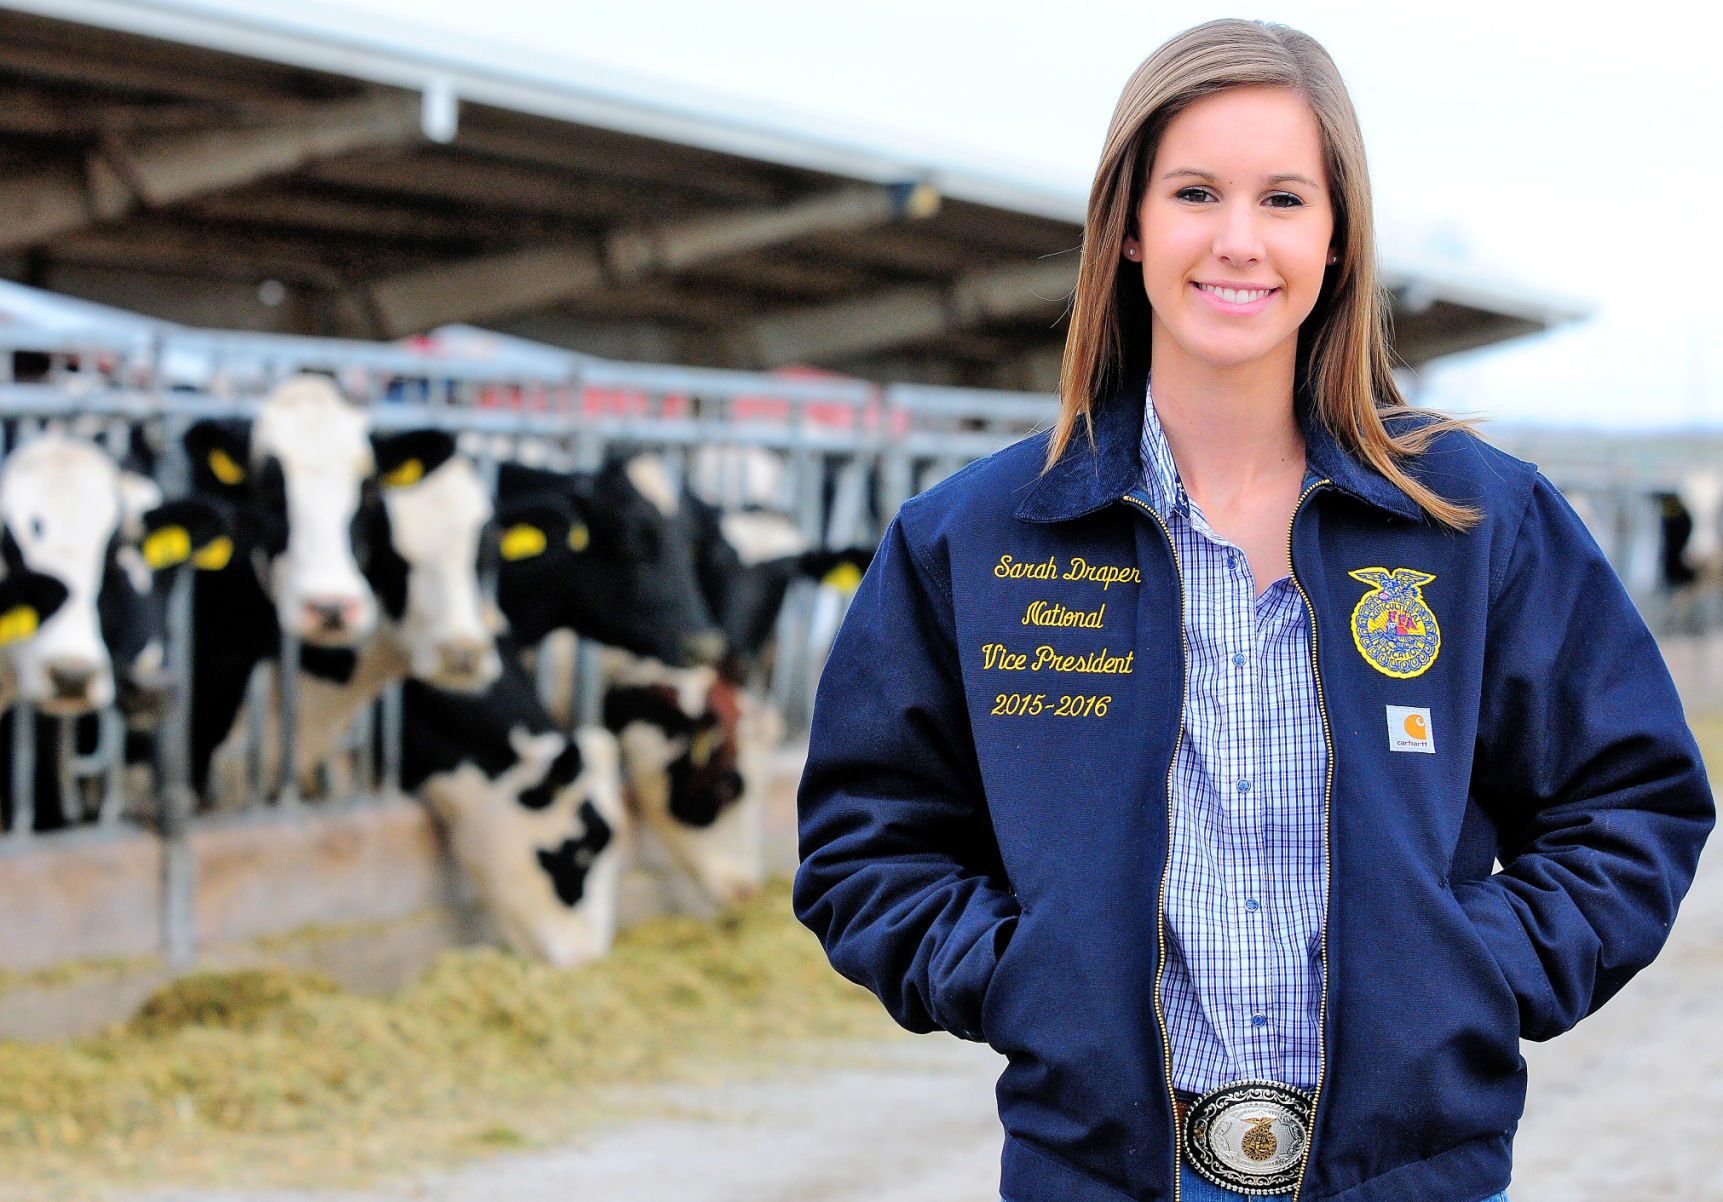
[1183,1079,1313,1196]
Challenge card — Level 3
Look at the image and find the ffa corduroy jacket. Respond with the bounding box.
[793,364,1715,1202]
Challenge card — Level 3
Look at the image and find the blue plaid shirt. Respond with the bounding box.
[1139,385,1327,1094]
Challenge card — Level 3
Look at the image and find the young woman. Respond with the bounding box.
[794,19,1712,1202]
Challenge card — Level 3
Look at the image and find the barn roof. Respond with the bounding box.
[0,0,1585,388]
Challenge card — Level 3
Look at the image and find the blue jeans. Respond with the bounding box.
[1176,1162,1292,1202]
[1173,1165,1510,1201]
[1006,1171,1508,1201]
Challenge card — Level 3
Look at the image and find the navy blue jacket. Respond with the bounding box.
[794,367,1714,1202]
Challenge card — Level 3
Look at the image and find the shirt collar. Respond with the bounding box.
[1137,379,1183,519]
[1014,361,1424,524]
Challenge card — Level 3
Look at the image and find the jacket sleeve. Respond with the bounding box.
[792,512,1017,1042]
[1460,472,1714,1042]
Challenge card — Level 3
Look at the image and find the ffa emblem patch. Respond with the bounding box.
[1349,567,1441,679]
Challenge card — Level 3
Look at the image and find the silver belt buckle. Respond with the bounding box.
[1183,1079,1313,1196]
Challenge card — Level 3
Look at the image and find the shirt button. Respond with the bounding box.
[1231,652,1246,667]
[1251,1013,1269,1029]
[1237,779,1251,794]
[1244,898,1261,912]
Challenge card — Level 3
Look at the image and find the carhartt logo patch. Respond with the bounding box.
[1385,705,1435,754]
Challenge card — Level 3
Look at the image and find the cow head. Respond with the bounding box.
[494,456,724,667]
[602,656,771,906]
[186,376,378,647]
[185,378,496,689]
[0,431,228,716]
[117,493,232,722]
[366,431,501,692]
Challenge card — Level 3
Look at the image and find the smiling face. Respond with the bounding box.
[1123,85,1335,379]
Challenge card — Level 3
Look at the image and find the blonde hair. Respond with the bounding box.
[1049,18,1477,529]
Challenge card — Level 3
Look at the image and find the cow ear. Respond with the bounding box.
[0,570,68,644]
[803,546,873,592]
[560,495,594,554]
[140,497,235,573]
[116,471,165,543]
[372,429,457,489]
[184,420,251,491]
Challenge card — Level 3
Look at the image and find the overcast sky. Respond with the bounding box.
[189,0,1723,428]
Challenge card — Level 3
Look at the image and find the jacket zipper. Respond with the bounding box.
[1121,491,1187,1202]
[1285,478,1333,1202]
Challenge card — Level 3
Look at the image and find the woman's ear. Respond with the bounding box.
[1122,237,1142,262]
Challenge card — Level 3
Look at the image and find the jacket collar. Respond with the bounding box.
[1014,363,1425,524]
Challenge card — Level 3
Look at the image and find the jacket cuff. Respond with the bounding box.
[1454,880,1563,1041]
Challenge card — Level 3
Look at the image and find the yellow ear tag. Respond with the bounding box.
[142,525,192,570]
[208,448,246,485]
[0,605,40,645]
[499,524,548,561]
[193,535,234,571]
[821,561,864,592]
[380,458,424,489]
[567,522,590,553]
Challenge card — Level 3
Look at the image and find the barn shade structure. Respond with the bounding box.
[0,1,1582,388]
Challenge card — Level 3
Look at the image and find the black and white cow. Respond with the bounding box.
[599,651,781,907]
[573,458,871,909]
[183,375,500,801]
[0,429,228,829]
[0,430,226,717]
[487,452,766,907]
[391,453,750,963]
[401,641,625,967]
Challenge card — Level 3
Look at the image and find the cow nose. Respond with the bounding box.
[46,659,97,701]
[302,597,358,637]
[717,770,744,805]
[680,629,726,667]
[118,667,177,723]
[436,640,486,682]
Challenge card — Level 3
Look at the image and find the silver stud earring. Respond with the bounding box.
[1125,247,1138,260]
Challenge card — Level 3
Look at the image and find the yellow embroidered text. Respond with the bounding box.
[1062,557,1141,590]
[994,554,1059,580]
[1023,601,1105,628]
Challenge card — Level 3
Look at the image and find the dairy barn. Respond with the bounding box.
[0,0,1715,1070]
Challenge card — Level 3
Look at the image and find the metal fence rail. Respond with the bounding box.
[0,357,1055,859]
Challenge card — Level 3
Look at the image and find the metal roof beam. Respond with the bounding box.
[0,93,421,252]
[734,257,1077,368]
[363,182,940,337]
